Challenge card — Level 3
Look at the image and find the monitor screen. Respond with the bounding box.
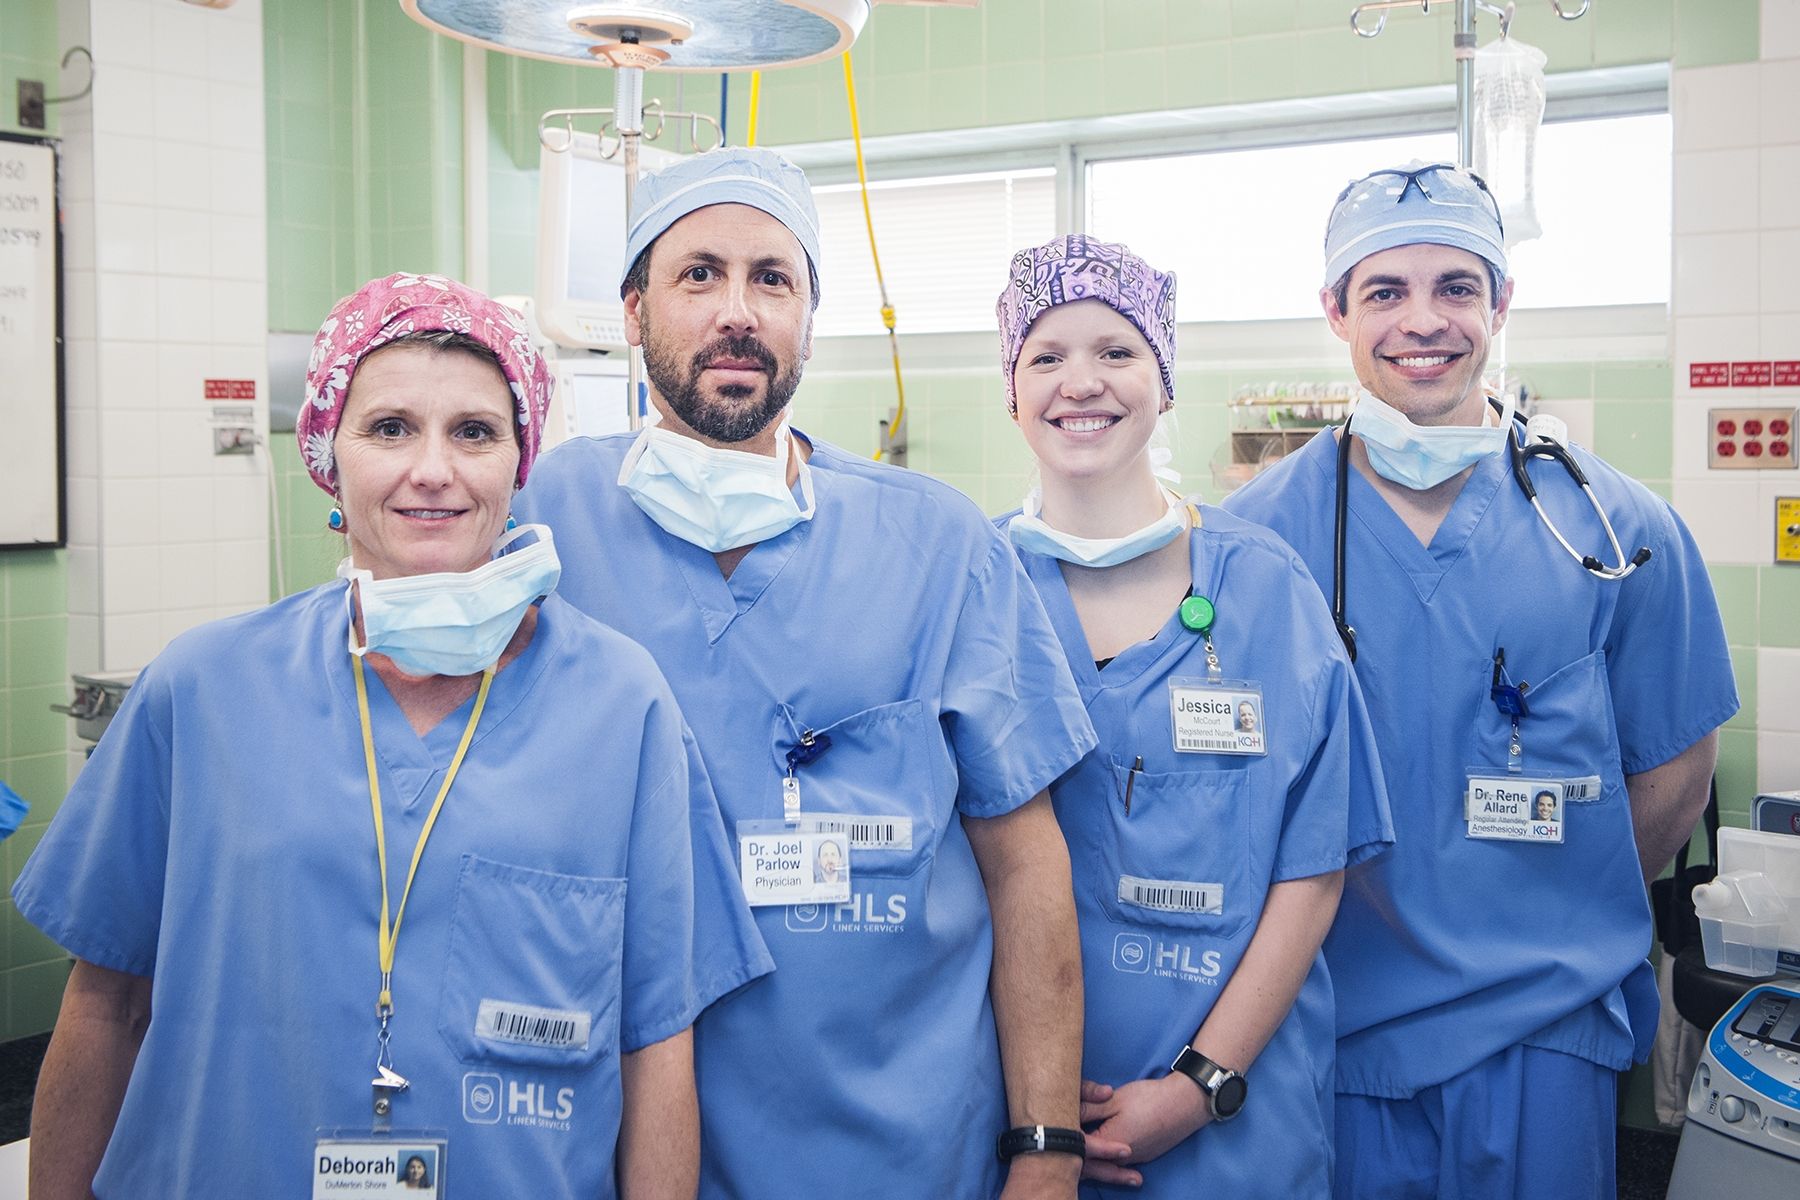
[535,130,679,351]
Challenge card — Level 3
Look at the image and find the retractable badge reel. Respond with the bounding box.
[1167,594,1267,757]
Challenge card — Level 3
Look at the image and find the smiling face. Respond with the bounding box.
[816,838,843,878]
[1535,793,1557,821]
[1237,702,1257,732]
[333,344,519,580]
[1012,300,1167,488]
[404,1158,427,1184]
[1324,242,1513,426]
[626,203,813,451]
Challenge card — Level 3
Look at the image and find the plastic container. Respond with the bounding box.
[1693,871,1788,978]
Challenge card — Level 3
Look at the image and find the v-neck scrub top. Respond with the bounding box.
[1222,429,1738,1100]
[1002,504,1393,1199]
[514,430,1097,1200]
[14,589,771,1199]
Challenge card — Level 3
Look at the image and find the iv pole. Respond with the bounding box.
[1350,0,1588,169]
[538,17,724,432]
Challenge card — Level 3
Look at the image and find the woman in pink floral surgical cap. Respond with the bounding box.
[14,273,770,1199]
[990,237,1392,1198]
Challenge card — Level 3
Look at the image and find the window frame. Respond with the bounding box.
[783,63,1668,336]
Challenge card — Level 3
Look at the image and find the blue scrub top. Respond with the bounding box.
[514,430,1097,1200]
[14,589,770,1199]
[1223,429,1738,1099]
[1002,503,1392,1199]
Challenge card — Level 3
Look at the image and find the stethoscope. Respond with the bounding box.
[1332,398,1651,662]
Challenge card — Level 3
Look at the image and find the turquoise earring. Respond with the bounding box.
[327,506,345,532]
[505,515,517,531]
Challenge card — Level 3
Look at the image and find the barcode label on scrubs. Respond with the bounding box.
[794,814,913,852]
[1118,875,1223,915]
[475,999,590,1051]
[1563,776,1604,804]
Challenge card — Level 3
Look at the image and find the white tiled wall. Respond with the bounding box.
[57,0,270,676]
[1675,28,1800,791]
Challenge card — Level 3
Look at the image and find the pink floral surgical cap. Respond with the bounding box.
[996,236,1177,414]
[297,273,552,495]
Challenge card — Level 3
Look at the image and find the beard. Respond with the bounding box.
[640,310,805,444]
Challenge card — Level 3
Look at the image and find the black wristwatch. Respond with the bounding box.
[996,1124,1086,1162]
[1170,1047,1247,1120]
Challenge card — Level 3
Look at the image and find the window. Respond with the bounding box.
[810,168,1055,337]
[1086,112,1670,320]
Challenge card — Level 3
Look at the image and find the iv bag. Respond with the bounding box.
[1472,36,1548,246]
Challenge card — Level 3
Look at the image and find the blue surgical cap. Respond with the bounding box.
[620,146,822,294]
[1323,162,1507,288]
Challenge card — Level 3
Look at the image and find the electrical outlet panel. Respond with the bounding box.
[1709,408,1798,470]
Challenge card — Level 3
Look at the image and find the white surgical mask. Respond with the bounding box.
[340,524,561,678]
[1351,387,1513,490]
[1008,487,1189,568]
[619,422,816,553]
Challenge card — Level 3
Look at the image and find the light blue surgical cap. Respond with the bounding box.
[1323,162,1507,288]
[620,146,822,294]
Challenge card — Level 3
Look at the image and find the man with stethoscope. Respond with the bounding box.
[1224,162,1738,1199]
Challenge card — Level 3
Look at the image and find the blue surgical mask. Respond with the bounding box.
[618,423,816,553]
[1351,387,1512,490]
[340,524,561,678]
[1008,487,1189,568]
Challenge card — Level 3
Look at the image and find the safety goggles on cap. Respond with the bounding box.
[1323,161,1507,287]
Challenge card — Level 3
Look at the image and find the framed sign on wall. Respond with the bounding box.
[0,131,65,551]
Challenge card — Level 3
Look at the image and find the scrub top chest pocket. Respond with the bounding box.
[1097,757,1258,940]
[1466,649,1627,811]
[768,698,950,879]
[438,855,625,1069]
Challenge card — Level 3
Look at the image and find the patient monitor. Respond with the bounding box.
[535,128,680,352]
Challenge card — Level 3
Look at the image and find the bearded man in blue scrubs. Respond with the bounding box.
[1223,163,1737,1199]
[514,147,1102,1199]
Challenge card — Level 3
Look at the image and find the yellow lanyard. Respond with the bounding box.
[352,654,493,1026]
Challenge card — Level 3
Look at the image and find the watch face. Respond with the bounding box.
[1213,1074,1248,1119]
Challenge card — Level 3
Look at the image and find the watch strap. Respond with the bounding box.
[1170,1047,1247,1119]
[995,1124,1086,1162]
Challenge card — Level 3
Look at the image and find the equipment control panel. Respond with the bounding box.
[1688,984,1800,1157]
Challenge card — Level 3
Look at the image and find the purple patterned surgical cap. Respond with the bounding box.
[995,235,1177,413]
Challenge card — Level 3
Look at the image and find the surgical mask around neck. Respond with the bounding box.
[618,422,816,553]
[340,524,561,678]
[1350,387,1512,490]
[1009,486,1188,569]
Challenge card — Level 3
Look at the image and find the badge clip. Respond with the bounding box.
[1490,648,1530,773]
[782,729,833,823]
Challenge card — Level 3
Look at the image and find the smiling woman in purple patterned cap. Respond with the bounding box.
[993,236,1393,1198]
[13,272,770,1200]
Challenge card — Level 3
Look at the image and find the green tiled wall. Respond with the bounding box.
[0,551,71,1042]
[0,0,58,141]
[1,0,72,1040]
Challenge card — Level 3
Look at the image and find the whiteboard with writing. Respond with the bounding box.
[0,133,64,550]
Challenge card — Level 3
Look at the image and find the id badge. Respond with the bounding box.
[1169,678,1267,756]
[1464,772,1567,844]
[313,1132,446,1197]
[736,820,852,907]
